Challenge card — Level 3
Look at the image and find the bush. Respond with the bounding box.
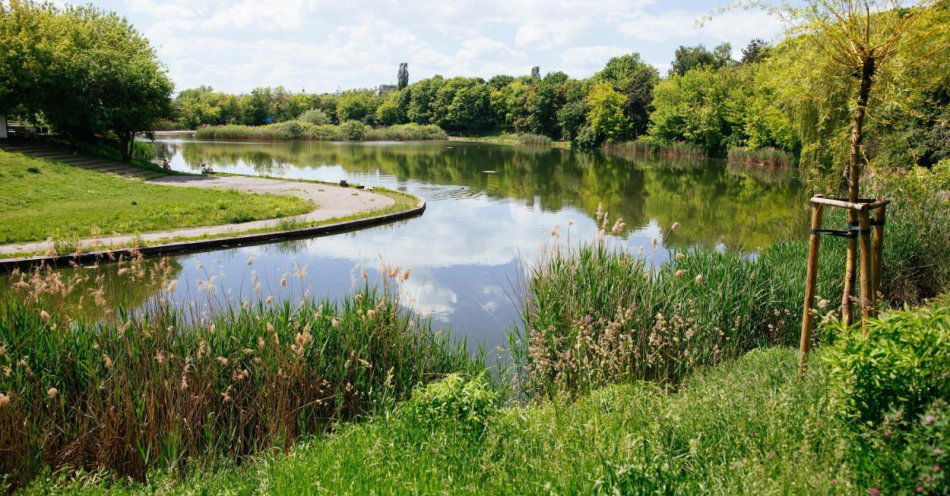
[397,373,497,438]
[516,133,552,146]
[298,108,330,125]
[340,120,367,141]
[822,306,949,426]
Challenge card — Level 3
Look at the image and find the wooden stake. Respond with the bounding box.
[841,211,857,327]
[858,210,874,332]
[871,206,886,313]
[799,204,823,378]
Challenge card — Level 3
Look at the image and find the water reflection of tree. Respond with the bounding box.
[159,141,804,251]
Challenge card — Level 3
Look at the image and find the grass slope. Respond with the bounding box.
[0,150,313,244]
[20,348,859,495]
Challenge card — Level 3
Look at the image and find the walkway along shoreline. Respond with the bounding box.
[0,197,425,272]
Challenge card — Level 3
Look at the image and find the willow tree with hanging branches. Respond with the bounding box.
[724,0,946,324]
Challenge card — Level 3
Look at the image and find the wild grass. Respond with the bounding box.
[727,146,796,168]
[604,139,707,160]
[516,133,553,146]
[0,150,313,244]
[194,122,447,142]
[0,256,481,488]
[513,171,950,395]
[14,348,872,495]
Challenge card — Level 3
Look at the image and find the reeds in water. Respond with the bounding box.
[604,139,707,160]
[0,256,480,487]
[194,121,447,142]
[727,146,795,168]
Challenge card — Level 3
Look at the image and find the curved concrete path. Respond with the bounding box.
[0,142,397,257]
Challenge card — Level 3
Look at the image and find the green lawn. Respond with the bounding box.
[17,348,862,495]
[0,150,313,244]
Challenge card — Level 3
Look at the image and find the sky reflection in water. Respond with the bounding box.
[102,139,807,357]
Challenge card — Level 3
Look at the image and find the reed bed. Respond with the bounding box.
[727,146,796,168]
[514,173,949,396]
[604,139,707,160]
[516,133,553,146]
[0,255,480,488]
[194,121,446,142]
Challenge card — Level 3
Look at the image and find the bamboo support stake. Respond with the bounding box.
[858,210,874,332]
[799,204,823,378]
[871,206,886,312]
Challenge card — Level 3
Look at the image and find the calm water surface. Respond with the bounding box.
[15,139,809,357]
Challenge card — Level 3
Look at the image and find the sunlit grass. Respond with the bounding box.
[0,150,313,244]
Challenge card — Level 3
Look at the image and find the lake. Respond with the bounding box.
[10,138,808,358]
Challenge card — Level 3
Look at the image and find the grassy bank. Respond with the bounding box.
[18,318,949,495]
[194,122,447,142]
[514,167,949,395]
[0,150,313,245]
[448,133,571,149]
[0,260,481,487]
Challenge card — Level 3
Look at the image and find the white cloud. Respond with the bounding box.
[58,0,788,93]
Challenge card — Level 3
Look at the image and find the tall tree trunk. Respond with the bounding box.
[120,132,133,162]
[841,56,875,326]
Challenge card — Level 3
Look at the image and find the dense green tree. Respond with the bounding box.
[0,1,173,160]
[336,90,378,123]
[397,62,409,90]
[648,66,738,155]
[576,81,631,147]
[375,90,405,126]
[670,43,733,76]
[595,53,659,137]
[740,39,770,64]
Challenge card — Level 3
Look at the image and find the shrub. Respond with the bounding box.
[340,120,367,141]
[298,108,330,126]
[397,373,497,438]
[822,306,949,426]
[846,399,948,495]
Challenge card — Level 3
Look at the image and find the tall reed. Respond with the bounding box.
[604,139,707,160]
[513,172,949,396]
[727,146,795,168]
[0,257,480,487]
[195,121,447,142]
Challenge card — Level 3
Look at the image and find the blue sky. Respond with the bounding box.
[62,0,788,94]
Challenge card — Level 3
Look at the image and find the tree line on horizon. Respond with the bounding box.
[1,0,946,177]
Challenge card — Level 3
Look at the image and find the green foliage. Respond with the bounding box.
[298,108,330,126]
[576,82,631,148]
[823,306,949,426]
[648,66,738,155]
[397,374,497,438]
[595,53,659,137]
[194,121,445,142]
[340,119,367,140]
[669,43,733,76]
[0,1,174,160]
[336,90,378,123]
[20,349,864,495]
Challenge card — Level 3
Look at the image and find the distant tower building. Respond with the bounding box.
[531,66,540,79]
[397,63,409,90]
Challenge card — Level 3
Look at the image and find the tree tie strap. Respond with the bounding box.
[869,218,885,226]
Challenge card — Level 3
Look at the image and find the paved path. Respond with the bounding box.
[0,141,396,256]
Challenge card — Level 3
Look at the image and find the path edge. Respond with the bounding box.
[0,196,426,272]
